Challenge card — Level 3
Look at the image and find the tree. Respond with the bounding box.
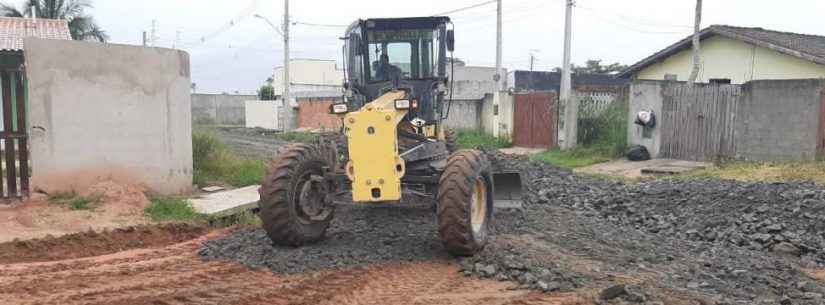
[687,0,702,84]
[0,0,108,42]
[258,84,275,100]
[553,59,628,75]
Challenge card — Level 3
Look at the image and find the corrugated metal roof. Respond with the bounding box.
[0,17,71,52]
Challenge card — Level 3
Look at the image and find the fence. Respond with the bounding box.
[629,79,824,161]
[0,69,29,199]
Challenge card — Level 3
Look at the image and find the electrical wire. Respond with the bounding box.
[432,0,497,16]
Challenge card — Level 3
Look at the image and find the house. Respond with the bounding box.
[511,70,628,93]
[445,65,502,130]
[619,25,825,84]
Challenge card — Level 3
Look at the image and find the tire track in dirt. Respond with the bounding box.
[0,231,587,305]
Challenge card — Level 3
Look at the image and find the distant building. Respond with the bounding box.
[272,59,345,94]
[511,70,627,93]
[618,25,825,84]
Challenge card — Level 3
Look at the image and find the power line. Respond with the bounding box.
[292,21,348,28]
[576,4,691,29]
[433,0,497,16]
[579,7,687,35]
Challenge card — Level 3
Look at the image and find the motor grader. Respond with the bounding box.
[257,16,521,256]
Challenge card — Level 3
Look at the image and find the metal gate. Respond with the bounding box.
[512,92,556,148]
[0,68,29,199]
[659,84,740,161]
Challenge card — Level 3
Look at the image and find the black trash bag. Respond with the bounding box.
[626,145,651,161]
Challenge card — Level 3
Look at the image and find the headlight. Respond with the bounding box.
[395,99,411,110]
[330,103,348,114]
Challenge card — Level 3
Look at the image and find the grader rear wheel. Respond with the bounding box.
[258,143,335,246]
[436,150,494,256]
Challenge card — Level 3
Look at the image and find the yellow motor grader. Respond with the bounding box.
[257,16,521,256]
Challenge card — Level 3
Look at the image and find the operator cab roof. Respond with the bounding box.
[350,17,451,31]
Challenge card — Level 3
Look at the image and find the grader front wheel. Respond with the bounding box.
[437,150,494,256]
[258,144,335,246]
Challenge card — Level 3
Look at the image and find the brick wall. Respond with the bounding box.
[297,98,342,131]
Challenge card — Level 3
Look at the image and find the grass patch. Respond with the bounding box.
[686,161,825,184]
[531,147,613,169]
[275,131,318,143]
[456,129,511,149]
[193,130,267,187]
[48,191,101,210]
[145,197,202,222]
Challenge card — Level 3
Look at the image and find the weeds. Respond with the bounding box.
[531,147,613,169]
[145,197,202,221]
[686,161,825,185]
[456,129,511,149]
[48,191,101,210]
[192,130,266,187]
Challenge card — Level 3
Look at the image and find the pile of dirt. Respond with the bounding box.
[0,223,207,264]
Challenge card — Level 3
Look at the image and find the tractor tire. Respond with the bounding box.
[444,128,458,153]
[437,150,494,256]
[258,143,334,246]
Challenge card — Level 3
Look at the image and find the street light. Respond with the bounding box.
[254,9,290,131]
[253,14,283,37]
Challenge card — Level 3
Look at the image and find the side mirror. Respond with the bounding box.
[446,30,455,52]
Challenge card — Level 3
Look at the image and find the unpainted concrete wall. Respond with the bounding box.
[735,79,824,160]
[191,94,254,125]
[245,100,281,130]
[25,38,192,195]
[627,81,664,158]
[481,92,514,138]
[443,99,482,130]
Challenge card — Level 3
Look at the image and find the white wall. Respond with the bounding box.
[245,100,281,130]
[273,59,344,95]
[24,38,192,195]
[637,35,825,84]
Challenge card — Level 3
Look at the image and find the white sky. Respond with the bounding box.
[16,0,825,94]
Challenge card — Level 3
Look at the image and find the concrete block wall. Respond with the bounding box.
[191,94,255,125]
[24,38,193,195]
[245,100,281,130]
[735,79,824,161]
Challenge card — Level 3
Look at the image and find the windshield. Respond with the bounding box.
[366,29,439,82]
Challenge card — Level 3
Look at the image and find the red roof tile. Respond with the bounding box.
[0,17,71,52]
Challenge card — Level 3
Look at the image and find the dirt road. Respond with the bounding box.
[0,225,583,305]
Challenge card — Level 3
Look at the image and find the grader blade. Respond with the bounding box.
[492,172,522,208]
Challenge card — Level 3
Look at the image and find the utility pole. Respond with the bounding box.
[561,0,576,149]
[149,19,158,47]
[282,0,291,131]
[687,0,702,84]
[495,0,502,90]
[529,49,539,71]
[142,31,147,46]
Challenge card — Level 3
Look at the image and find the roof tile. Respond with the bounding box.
[0,17,71,51]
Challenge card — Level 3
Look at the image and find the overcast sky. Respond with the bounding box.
[16,0,825,94]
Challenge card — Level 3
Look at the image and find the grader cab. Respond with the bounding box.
[257,16,522,256]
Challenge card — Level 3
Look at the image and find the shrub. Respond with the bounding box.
[456,129,511,149]
[145,197,201,221]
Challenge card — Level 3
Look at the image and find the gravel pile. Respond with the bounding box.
[201,151,825,304]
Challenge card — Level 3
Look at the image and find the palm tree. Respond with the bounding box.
[0,0,108,42]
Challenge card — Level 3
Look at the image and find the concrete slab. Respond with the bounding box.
[499,147,544,155]
[575,158,710,178]
[190,185,260,217]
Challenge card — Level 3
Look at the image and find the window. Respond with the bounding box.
[366,29,438,82]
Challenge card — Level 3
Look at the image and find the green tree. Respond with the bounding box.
[258,84,275,100]
[0,0,108,42]
[553,59,628,75]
